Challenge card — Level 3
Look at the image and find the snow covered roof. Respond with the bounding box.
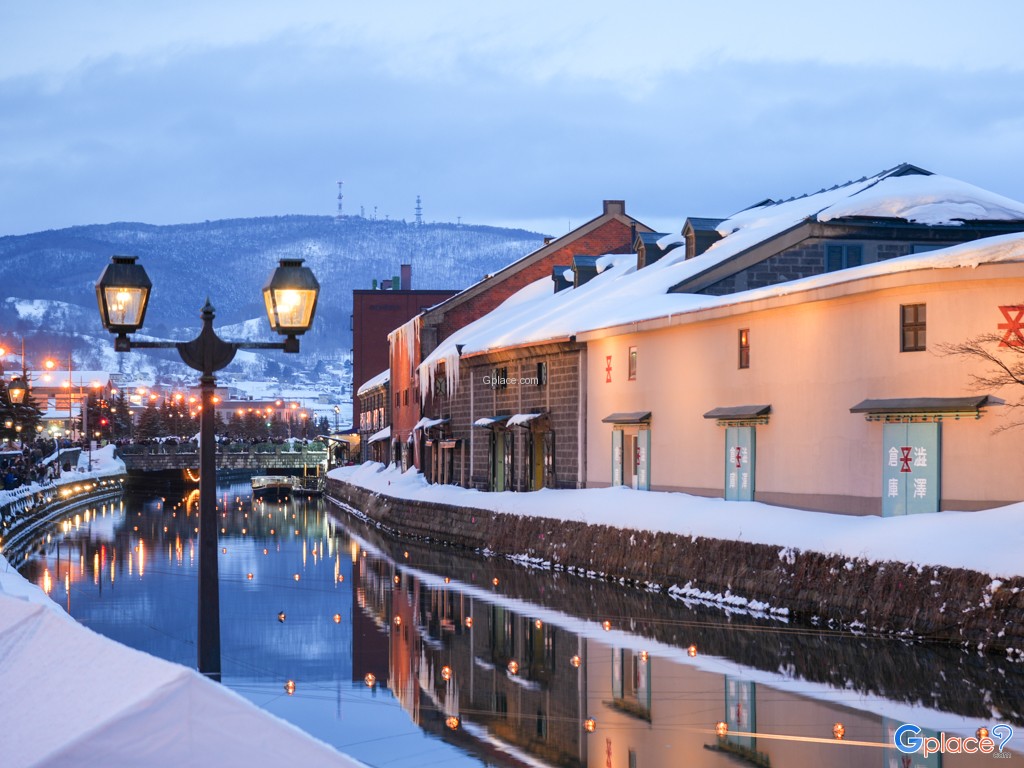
[414,168,1024,402]
[417,227,1024,402]
[367,425,391,443]
[356,369,389,396]
[0,557,361,767]
[670,164,1024,294]
[24,370,113,388]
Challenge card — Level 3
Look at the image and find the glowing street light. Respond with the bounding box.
[95,254,319,682]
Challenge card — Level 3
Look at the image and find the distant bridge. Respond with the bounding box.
[117,442,330,475]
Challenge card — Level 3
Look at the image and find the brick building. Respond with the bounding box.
[351,264,456,431]
[390,200,652,481]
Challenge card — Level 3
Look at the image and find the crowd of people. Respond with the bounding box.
[1,437,68,491]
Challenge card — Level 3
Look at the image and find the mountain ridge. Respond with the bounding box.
[0,214,547,388]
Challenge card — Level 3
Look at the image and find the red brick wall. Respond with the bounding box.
[352,289,455,429]
[436,219,635,343]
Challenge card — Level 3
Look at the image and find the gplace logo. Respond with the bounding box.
[893,723,1013,758]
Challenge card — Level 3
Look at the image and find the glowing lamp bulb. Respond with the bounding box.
[570,655,581,668]
[364,673,376,688]
[507,660,519,675]
[277,611,286,623]
[584,718,597,733]
[441,666,452,681]
[715,721,728,738]
[333,613,342,624]
[445,716,460,730]
[833,722,845,740]
[284,680,296,695]
[688,644,698,657]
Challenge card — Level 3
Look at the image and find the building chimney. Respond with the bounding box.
[603,200,625,216]
[400,264,411,290]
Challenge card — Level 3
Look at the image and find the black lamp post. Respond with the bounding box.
[95,254,319,682]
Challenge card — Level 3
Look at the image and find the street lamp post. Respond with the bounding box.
[95,255,319,682]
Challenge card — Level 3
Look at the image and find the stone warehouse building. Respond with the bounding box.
[385,201,652,485]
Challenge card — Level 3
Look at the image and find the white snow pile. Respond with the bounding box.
[332,462,1024,579]
[357,368,389,396]
[0,557,364,768]
[818,173,1024,225]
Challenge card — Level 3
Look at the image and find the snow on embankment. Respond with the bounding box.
[327,463,1024,652]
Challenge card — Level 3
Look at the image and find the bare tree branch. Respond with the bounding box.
[938,328,1024,431]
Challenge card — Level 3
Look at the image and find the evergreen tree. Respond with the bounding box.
[136,401,165,440]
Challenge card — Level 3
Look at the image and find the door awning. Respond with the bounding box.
[703,404,771,423]
[367,425,391,444]
[850,395,996,421]
[508,412,545,427]
[601,411,651,424]
[413,416,450,431]
[473,415,511,428]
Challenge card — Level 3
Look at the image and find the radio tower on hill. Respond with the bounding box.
[415,195,422,226]
[335,181,344,221]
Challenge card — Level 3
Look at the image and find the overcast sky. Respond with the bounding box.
[2,1,1023,237]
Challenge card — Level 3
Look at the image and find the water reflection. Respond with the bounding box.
[11,487,1024,767]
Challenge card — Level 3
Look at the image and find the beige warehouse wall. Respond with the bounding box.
[585,263,1024,513]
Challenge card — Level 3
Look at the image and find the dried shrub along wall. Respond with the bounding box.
[327,477,1024,653]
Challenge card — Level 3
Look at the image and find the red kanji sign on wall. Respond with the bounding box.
[998,305,1024,347]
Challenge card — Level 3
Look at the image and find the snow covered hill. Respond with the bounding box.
[0,215,546,385]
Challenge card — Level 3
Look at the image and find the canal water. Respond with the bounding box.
[10,483,1023,767]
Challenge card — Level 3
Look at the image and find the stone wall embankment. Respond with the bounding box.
[327,477,1024,653]
[1,475,126,554]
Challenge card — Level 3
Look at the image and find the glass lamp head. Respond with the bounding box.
[96,255,152,335]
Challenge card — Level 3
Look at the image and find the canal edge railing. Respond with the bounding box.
[325,476,1024,655]
[0,472,127,558]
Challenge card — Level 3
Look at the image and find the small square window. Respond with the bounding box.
[738,329,750,369]
[628,347,637,380]
[825,243,863,272]
[901,304,926,352]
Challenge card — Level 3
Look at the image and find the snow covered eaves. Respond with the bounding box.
[578,231,1024,341]
[367,425,391,443]
[356,369,390,396]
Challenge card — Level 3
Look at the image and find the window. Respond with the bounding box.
[492,366,508,389]
[628,347,637,380]
[901,304,926,352]
[738,329,750,369]
[536,361,547,386]
[825,243,863,272]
